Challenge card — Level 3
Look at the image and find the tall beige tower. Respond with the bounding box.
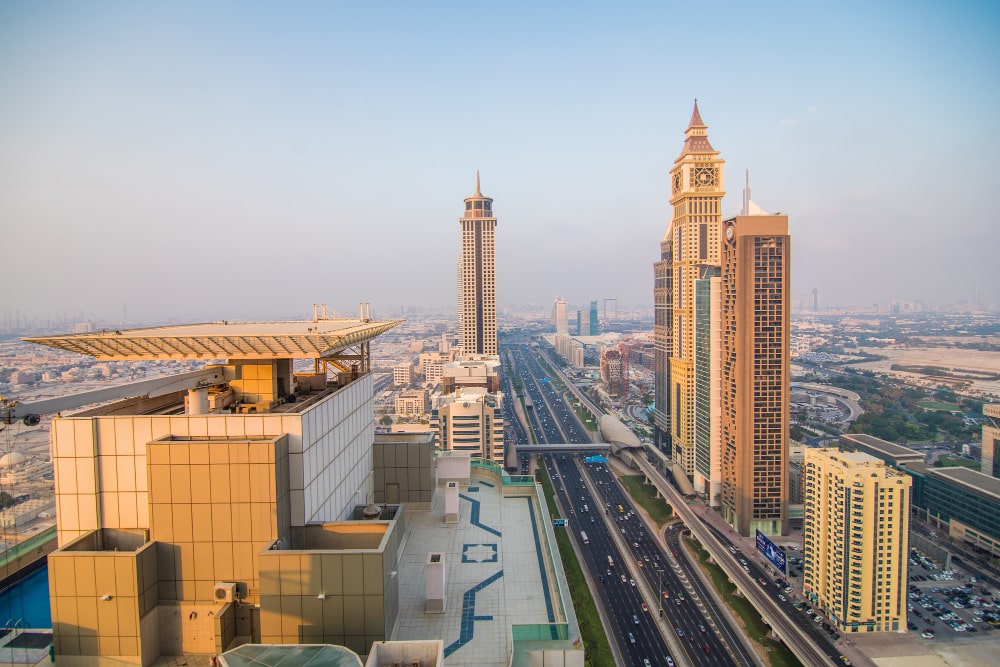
[656,101,725,473]
[803,448,911,633]
[720,208,790,536]
[458,172,497,355]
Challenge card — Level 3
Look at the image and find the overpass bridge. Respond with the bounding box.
[515,442,641,453]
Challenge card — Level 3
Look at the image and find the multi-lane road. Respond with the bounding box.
[502,338,758,666]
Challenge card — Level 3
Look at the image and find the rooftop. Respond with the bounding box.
[393,464,576,666]
[928,466,1000,502]
[840,433,925,460]
[24,319,403,361]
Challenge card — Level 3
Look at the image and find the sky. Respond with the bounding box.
[1,1,999,324]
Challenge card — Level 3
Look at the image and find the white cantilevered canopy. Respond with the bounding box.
[24,319,403,361]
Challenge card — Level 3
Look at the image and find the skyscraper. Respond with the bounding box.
[720,206,790,536]
[803,448,911,633]
[458,172,497,355]
[654,101,725,473]
[553,296,568,335]
[589,300,599,335]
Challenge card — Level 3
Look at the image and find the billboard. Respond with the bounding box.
[756,530,786,573]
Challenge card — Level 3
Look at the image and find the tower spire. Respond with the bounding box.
[689,98,705,128]
[475,170,481,196]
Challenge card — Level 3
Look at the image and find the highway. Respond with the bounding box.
[503,338,758,666]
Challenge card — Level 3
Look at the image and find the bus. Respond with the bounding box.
[607,555,614,568]
[580,531,590,545]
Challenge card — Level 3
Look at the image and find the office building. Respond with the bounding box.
[803,448,910,633]
[600,349,624,398]
[430,388,505,464]
[393,364,411,386]
[693,267,721,504]
[441,356,501,395]
[655,101,725,473]
[589,300,599,335]
[576,308,589,337]
[983,404,1000,478]
[718,202,790,536]
[553,297,568,335]
[458,172,497,355]
[395,389,429,416]
[903,462,1000,557]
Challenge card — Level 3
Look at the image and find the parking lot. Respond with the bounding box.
[906,549,998,641]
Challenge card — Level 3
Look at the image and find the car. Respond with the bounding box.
[634,542,640,548]
[633,614,641,625]
[839,656,852,665]
[814,615,823,623]
[701,644,711,655]
[676,627,684,637]
[662,590,670,599]
[666,659,675,667]
[783,586,792,593]
[644,660,651,667]
[629,632,636,644]
[699,624,706,632]
[644,555,650,562]
[675,597,681,605]
[779,595,786,602]
[638,560,644,568]
[641,602,648,612]
[629,579,636,587]
[621,574,627,583]
[921,630,934,638]
[758,577,767,586]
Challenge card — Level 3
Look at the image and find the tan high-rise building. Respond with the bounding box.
[982,404,1000,478]
[803,448,911,633]
[655,101,725,473]
[430,387,505,464]
[552,297,568,335]
[720,209,790,536]
[458,172,497,355]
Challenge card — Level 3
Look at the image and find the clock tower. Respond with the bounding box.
[656,101,725,477]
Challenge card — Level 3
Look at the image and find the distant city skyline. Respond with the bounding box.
[1,2,998,323]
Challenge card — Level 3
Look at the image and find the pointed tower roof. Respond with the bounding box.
[689,99,705,128]
[475,169,482,196]
[679,98,716,156]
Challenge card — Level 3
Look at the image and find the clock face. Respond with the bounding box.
[672,172,681,194]
[725,225,735,241]
[693,165,717,188]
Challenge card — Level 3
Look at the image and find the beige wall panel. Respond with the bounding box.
[300,596,323,634]
[94,557,116,594]
[117,597,138,636]
[79,636,99,655]
[321,555,342,595]
[363,555,383,595]
[232,503,252,539]
[170,466,191,501]
[210,504,232,542]
[148,465,170,502]
[168,441,190,466]
[191,507,214,543]
[77,597,99,635]
[150,504,173,541]
[58,458,78,494]
[209,465,232,503]
[259,568,279,597]
[189,467,211,504]
[96,597,119,636]
[116,456,137,492]
[56,594,78,628]
[192,542,215,585]
[342,555,363,596]
[114,557,136,594]
[98,456,118,493]
[212,541,235,582]
[119,635,138,657]
[322,596,344,635]
[341,596,364,634]
[279,595,301,636]
[172,506,193,543]
[187,417,208,439]
[52,554,77,597]
[147,444,169,466]
[363,594,383,634]
[74,557,97,596]
[230,464,250,502]
[189,442,209,465]
[73,419,94,457]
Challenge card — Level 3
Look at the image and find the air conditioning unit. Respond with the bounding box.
[214,582,237,603]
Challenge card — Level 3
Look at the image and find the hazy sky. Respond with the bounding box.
[2,1,998,324]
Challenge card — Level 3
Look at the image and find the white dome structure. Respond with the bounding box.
[0,451,27,467]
